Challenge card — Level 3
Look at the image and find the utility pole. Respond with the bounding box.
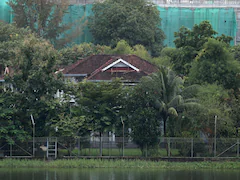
[121,117,124,157]
[31,114,35,157]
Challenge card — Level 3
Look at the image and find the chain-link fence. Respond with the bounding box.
[1,137,240,159]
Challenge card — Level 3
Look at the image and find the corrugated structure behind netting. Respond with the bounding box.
[0,0,237,47]
[159,7,237,46]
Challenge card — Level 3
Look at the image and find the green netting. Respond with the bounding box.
[159,7,237,46]
[63,4,93,44]
[0,0,12,23]
[0,1,237,47]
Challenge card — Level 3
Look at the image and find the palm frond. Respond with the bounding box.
[168,95,183,107]
[178,102,202,111]
[168,107,178,117]
[181,84,201,98]
[184,98,199,103]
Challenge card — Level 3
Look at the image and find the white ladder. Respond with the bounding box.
[46,137,57,159]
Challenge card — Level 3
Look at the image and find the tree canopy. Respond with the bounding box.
[89,0,165,57]
[189,38,240,90]
[0,23,65,138]
[171,21,233,75]
[7,0,76,48]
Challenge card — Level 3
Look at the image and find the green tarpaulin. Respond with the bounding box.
[0,1,237,47]
[0,0,12,23]
[159,7,237,46]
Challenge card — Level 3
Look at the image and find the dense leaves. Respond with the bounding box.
[1,16,240,152]
[58,43,111,66]
[189,38,240,90]
[172,21,233,75]
[0,23,64,138]
[0,87,29,144]
[89,0,165,57]
[75,79,124,135]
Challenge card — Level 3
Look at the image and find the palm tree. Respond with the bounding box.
[146,67,199,137]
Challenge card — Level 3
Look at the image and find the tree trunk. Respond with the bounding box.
[163,116,171,156]
[99,132,103,156]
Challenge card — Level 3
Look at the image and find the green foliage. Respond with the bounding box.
[182,84,234,138]
[174,21,218,49]
[189,38,240,90]
[1,24,65,137]
[51,114,87,138]
[125,67,199,151]
[230,43,240,62]
[126,84,161,153]
[58,43,111,66]
[0,22,31,67]
[128,106,161,154]
[0,88,29,144]
[2,159,240,169]
[110,40,134,55]
[89,0,165,57]
[109,40,152,61]
[172,21,233,75]
[228,94,240,137]
[8,0,76,48]
[146,68,184,136]
[75,79,124,134]
[58,40,153,68]
[132,67,200,138]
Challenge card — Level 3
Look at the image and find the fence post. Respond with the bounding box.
[168,138,171,157]
[100,136,103,156]
[78,138,80,156]
[237,139,239,158]
[108,135,110,156]
[146,144,148,157]
[122,135,124,157]
[121,117,125,157]
[191,138,194,157]
[10,143,12,157]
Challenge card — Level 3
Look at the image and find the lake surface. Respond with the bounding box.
[1,168,240,180]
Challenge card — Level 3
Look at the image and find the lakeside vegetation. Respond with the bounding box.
[2,0,240,158]
[0,159,240,169]
[58,148,180,157]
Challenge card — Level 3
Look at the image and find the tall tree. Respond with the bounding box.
[149,68,190,137]
[130,67,200,137]
[127,81,161,155]
[171,21,233,75]
[75,79,124,155]
[8,0,75,47]
[89,0,165,57]
[3,32,64,137]
[189,38,240,90]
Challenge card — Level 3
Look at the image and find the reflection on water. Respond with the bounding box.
[0,168,240,180]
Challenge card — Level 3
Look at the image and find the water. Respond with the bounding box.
[0,168,240,180]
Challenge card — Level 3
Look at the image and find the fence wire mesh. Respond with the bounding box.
[1,137,240,159]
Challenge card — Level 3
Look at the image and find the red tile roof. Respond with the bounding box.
[62,55,159,82]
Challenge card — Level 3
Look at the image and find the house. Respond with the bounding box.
[0,65,13,91]
[61,54,159,85]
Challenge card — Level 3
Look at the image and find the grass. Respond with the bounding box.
[1,159,240,169]
[58,148,180,157]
